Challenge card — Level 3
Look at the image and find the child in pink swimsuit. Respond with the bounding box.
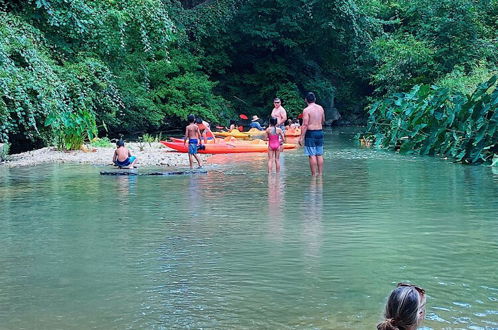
[266,117,285,173]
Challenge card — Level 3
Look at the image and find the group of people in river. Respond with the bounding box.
[111,94,429,329]
[113,92,325,176]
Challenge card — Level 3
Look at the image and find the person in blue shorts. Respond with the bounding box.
[113,140,137,169]
[299,92,325,176]
[184,114,203,168]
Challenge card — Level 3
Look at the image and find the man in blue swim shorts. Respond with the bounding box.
[184,114,203,168]
[299,92,325,176]
[113,139,138,168]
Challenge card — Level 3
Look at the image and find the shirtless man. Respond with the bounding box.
[184,114,203,168]
[270,98,287,131]
[113,140,137,169]
[299,92,325,176]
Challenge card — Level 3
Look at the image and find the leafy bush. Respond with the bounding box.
[361,75,498,164]
[90,137,113,148]
[436,62,498,95]
[142,133,154,146]
[45,108,97,150]
[0,143,10,161]
[0,12,122,150]
[275,82,304,118]
[148,50,234,123]
[370,34,436,95]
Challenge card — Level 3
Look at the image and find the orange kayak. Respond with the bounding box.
[285,128,301,137]
[161,140,297,154]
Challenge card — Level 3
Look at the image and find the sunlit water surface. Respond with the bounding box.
[1,128,497,329]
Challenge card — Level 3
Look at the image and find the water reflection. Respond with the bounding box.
[267,174,285,243]
[116,176,137,198]
[300,177,323,262]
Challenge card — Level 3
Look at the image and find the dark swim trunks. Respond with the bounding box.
[114,156,136,167]
[304,130,324,156]
[188,139,199,154]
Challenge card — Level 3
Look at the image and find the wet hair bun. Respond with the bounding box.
[376,318,399,330]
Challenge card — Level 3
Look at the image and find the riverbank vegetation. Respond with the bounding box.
[0,0,496,163]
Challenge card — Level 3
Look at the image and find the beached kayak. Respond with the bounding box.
[161,140,297,154]
[214,129,250,139]
[169,137,297,147]
[285,128,301,137]
[246,128,266,138]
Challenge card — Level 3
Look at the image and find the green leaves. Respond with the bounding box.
[0,12,121,149]
[363,75,498,164]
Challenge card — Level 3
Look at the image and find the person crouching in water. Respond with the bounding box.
[184,114,203,168]
[266,117,285,173]
[113,139,137,169]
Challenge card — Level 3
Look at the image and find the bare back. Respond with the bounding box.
[303,103,325,130]
[185,123,200,140]
[114,147,130,162]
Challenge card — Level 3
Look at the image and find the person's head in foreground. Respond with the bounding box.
[377,283,426,330]
[187,114,195,123]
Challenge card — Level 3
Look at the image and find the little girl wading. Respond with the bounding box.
[266,117,285,173]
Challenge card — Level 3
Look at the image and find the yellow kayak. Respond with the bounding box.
[246,128,266,138]
[214,129,250,139]
[285,128,301,137]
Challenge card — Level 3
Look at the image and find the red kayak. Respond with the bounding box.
[161,140,297,154]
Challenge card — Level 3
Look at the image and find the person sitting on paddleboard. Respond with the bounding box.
[113,139,137,169]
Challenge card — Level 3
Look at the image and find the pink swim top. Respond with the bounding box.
[268,127,280,151]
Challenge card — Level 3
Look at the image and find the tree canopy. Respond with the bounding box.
[0,0,496,161]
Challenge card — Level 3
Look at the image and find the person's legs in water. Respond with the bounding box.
[317,155,323,175]
[188,153,194,169]
[308,156,317,176]
[275,149,281,173]
[193,153,202,168]
[267,149,275,172]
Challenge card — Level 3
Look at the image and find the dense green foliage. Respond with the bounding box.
[0,0,231,150]
[362,76,497,164]
[0,0,496,162]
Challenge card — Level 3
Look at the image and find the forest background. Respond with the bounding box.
[0,0,496,163]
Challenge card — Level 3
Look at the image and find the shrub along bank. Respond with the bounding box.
[361,76,497,164]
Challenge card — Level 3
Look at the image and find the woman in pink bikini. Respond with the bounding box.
[265,117,286,173]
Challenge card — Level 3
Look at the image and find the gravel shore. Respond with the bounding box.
[0,142,209,168]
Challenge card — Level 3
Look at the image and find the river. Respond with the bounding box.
[1,128,497,329]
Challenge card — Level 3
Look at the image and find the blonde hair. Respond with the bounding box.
[377,286,423,330]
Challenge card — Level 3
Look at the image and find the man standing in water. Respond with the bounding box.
[299,92,325,176]
[270,98,287,132]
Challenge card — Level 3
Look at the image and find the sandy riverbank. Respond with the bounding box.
[0,142,209,168]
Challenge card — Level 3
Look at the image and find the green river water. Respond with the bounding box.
[1,128,497,329]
